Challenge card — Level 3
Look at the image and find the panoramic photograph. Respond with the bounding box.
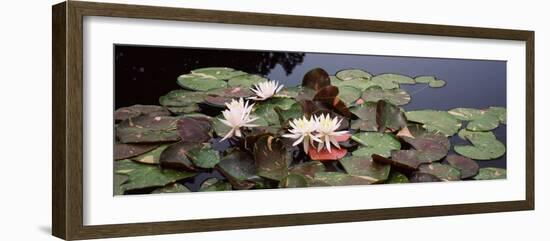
[113,45,507,195]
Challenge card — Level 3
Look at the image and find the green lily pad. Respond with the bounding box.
[131,144,170,164]
[151,183,190,194]
[289,161,326,178]
[254,136,289,181]
[418,163,461,181]
[409,172,442,182]
[454,129,506,160]
[277,102,304,121]
[473,167,507,180]
[302,68,331,91]
[115,105,170,121]
[276,86,302,98]
[217,151,256,181]
[114,143,160,160]
[212,115,232,138]
[331,77,374,91]
[166,105,199,115]
[428,79,446,88]
[177,74,228,91]
[402,131,450,163]
[339,156,391,182]
[362,86,411,106]
[191,67,247,80]
[206,86,253,98]
[488,106,506,124]
[376,100,408,132]
[114,173,128,195]
[446,154,479,179]
[313,172,377,186]
[349,102,377,131]
[351,132,401,158]
[415,75,436,84]
[371,73,415,85]
[115,159,196,191]
[159,142,198,171]
[177,117,212,143]
[337,86,362,106]
[385,171,409,184]
[255,98,298,126]
[405,110,462,136]
[159,90,208,107]
[279,174,309,188]
[186,143,220,168]
[448,108,500,131]
[336,69,372,81]
[116,116,182,143]
[200,178,233,191]
[227,74,267,87]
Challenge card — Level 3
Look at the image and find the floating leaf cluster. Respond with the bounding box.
[114,67,507,195]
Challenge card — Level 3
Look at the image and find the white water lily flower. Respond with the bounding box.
[219,98,258,141]
[249,80,284,101]
[282,116,321,154]
[314,114,349,153]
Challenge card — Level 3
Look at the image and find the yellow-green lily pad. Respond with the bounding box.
[362,86,411,106]
[454,129,506,160]
[351,132,400,158]
[405,110,462,136]
[473,167,507,180]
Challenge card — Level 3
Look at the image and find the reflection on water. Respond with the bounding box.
[115,45,507,191]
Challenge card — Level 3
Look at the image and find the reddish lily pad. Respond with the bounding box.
[159,142,198,171]
[114,143,160,160]
[313,172,377,186]
[302,68,331,91]
[289,161,326,178]
[313,85,352,118]
[402,131,450,163]
[339,156,391,182]
[350,102,378,131]
[116,116,182,143]
[409,172,442,182]
[446,154,479,179]
[254,136,289,181]
[418,163,461,181]
[217,151,256,181]
[378,151,421,171]
[376,100,408,132]
[115,105,170,121]
[308,147,348,161]
[177,117,212,143]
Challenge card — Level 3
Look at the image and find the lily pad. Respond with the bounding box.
[308,146,348,161]
[159,90,208,107]
[191,67,247,80]
[114,143,160,160]
[350,102,377,131]
[114,173,128,195]
[380,151,421,171]
[177,73,229,91]
[428,79,446,88]
[313,85,352,117]
[331,77,374,91]
[177,117,212,143]
[335,69,372,81]
[115,105,170,121]
[228,74,267,88]
[116,116,182,143]
[200,178,233,191]
[207,86,253,98]
[418,163,461,181]
[302,68,331,91]
[131,144,170,164]
[166,105,200,115]
[448,108,501,131]
[362,86,411,106]
[385,171,409,184]
[313,172,377,186]
[186,143,220,168]
[446,154,479,179]
[414,75,436,84]
[454,129,506,160]
[376,100,408,132]
[279,173,309,188]
[276,86,302,98]
[402,131,450,163]
[339,156,391,182]
[473,167,507,180]
[409,172,442,182]
[289,161,326,178]
[115,159,196,191]
[488,106,506,124]
[405,110,462,136]
[351,132,400,158]
[151,183,190,194]
[159,142,198,171]
[217,151,256,181]
[337,86,362,106]
[371,73,415,85]
[254,136,289,181]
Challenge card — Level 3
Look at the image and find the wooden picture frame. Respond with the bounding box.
[52,1,534,240]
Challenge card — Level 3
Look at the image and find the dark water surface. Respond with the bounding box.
[115,45,507,192]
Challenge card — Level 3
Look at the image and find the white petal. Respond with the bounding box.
[220,128,235,142]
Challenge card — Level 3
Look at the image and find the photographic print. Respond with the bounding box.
[113,45,507,195]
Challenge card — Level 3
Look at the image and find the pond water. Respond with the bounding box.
[115,45,507,192]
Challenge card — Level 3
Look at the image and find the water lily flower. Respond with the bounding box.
[314,114,349,153]
[249,80,284,101]
[282,116,321,154]
[218,98,258,141]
